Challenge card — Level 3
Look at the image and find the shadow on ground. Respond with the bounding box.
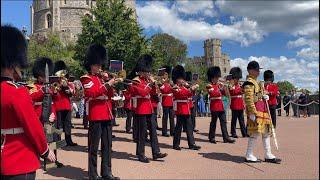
[44,165,88,179]
[199,152,244,163]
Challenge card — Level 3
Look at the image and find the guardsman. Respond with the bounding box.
[172,65,201,151]
[129,54,167,163]
[123,87,133,133]
[229,67,248,138]
[206,67,235,144]
[159,66,175,137]
[150,80,161,130]
[53,60,78,146]
[1,25,56,179]
[243,61,281,164]
[186,72,197,132]
[80,44,119,180]
[264,70,279,128]
[28,58,57,125]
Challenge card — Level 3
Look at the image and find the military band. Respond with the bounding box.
[1,25,285,180]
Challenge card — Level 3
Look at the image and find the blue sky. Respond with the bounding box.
[1,0,319,91]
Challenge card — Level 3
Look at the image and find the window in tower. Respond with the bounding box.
[64,0,67,4]
[224,68,226,73]
[47,14,52,28]
[86,0,89,5]
[48,0,51,7]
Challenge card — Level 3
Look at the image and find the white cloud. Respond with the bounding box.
[136,2,265,46]
[175,1,217,17]
[297,47,319,60]
[231,56,319,92]
[287,37,319,60]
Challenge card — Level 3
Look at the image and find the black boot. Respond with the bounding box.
[223,138,235,143]
[102,174,120,180]
[66,135,78,146]
[138,155,150,163]
[153,152,168,160]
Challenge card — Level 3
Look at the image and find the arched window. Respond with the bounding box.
[48,0,51,7]
[224,68,226,73]
[64,0,67,4]
[86,0,89,5]
[47,14,52,28]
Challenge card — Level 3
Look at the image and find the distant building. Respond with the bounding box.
[188,38,231,77]
[30,0,136,43]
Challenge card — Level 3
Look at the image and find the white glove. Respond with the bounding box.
[249,114,256,122]
[263,95,269,100]
[49,113,55,122]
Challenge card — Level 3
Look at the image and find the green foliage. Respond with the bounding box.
[184,58,208,92]
[277,80,296,95]
[74,0,148,73]
[27,33,84,78]
[149,33,187,70]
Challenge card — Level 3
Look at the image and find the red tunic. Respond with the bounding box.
[172,85,193,115]
[265,83,279,106]
[207,83,226,112]
[150,85,159,108]
[160,83,173,107]
[229,83,245,110]
[123,89,132,110]
[27,83,57,122]
[54,81,75,111]
[80,74,113,121]
[129,76,153,115]
[1,80,48,175]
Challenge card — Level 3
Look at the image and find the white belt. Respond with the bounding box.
[132,95,151,108]
[174,100,189,103]
[173,100,189,111]
[231,95,242,98]
[1,128,24,135]
[86,96,109,114]
[134,95,150,99]
[162,93,173,97]
[34,102,54,106]
[210,97,222,100]
[95,96,109,100]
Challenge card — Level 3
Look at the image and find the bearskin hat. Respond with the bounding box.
[172,65,186,84]
[229,67,242,79]
[1,25,28,69]
[126,67,138,80]
[207,66,221,82]
[264,70,274,82]
[54,60,68,72]
[84,43,107,71]
[161,65,172,76]
[185,71,192,82]
[32,57,54,78]
[135,54,153,73]
[247,61,262,71]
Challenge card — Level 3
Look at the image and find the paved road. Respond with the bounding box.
[37,115,319,179]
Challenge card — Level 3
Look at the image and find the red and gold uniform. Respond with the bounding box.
[265,82,279,106]
[27,83,57,123]
[54,82,75,111]
[1,78,49,175]
[80,74,113,121]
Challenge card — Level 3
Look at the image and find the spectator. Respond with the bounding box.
[298,90,308,118]
[204,93,210,117]
[291,90,299,117]
[306,92,311,117]
[283,92,291,116]
[276,95,282,116]
[197,90,206,117]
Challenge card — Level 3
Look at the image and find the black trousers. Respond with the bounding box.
[230,110,247,137]
[162,107,175,136]
[277,108,281,116]
[292,103,298,117]
[88,121,112,179]
[152,108,159,128]
[173,115,195,148]
[56,110,72,136]
[209,111,230,141]
[125,108,133,132]
[270,105,277,128]
[135,114,160,156]
[132,113,138,141]
[190,107,196,130]
[1,172,36,180]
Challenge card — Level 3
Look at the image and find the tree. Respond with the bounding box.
[74,0,148,72]
[28,33,85,78]
[277,81,295,95]
[149,33,187,70]
[184,58,207,91]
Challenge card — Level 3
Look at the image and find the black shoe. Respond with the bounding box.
[173,146,181,151]
[90,176,103,180]
[102,174,120,180]
[112,135,116,138]
[67,142,78,146]
[153,152,168,160]
[156,127,162,130]
[162,134,170,137]
[189,144,201,150]
[145,138,150,143]
[113,124,120,127]
[84,126,88,129]
[265,158,281,164]
[231,135,238,138]
[193,129,199,132]
[245,159,262,163]
[55,161,64,168]
[126,130,132,134]
[243,134,250,138]
[223,138,235,143]
[209,139,217,144]
[138,155,150,163]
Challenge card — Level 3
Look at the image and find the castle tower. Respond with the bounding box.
[204,38,222,67]
[31,0,136,43]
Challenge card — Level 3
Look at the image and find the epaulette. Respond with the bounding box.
[80,74,92,80]
[6,81,22,88]
[132,76,141,83]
